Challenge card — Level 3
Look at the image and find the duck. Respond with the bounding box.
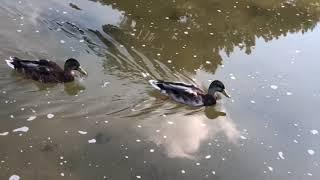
[5,56,87,83]
[149,79,230,107]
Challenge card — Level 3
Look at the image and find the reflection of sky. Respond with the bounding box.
[143,103,239,159]
[17,0,124,30]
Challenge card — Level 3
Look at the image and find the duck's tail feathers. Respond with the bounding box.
[5,56,15,69]
[149,79,161,90]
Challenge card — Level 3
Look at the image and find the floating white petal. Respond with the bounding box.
[307,149,315,155]
[278,152,285,159]
[0,132,9,136]
[9,175,20,180]
[27,116,36,121]
[310,130,319,135]
[47,114,54,119]
[88,139,96,144]
[13,126,29,133]
[78,131,87,135]
[270,85,278,90]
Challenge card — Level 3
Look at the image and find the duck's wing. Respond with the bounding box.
[149,80,205,106]
[7,57,63,82]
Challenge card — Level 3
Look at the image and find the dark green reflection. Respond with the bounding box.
[87,0,320,76]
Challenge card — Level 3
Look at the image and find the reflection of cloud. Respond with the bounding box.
[144,103,239,159]
[150,114,209,159]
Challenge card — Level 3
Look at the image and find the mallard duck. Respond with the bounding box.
[5,56,87,83]
[149,79,231,107]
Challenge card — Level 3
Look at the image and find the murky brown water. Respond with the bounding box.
[1,0,320,179]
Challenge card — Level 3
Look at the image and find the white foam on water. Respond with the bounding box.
[307,173,312,176]
[136,175,141,179]
[167,121,174,125]
[278,152,285,159]
[212,171,216,175]
[13,126,29,132]
[0,132,9,136]
[268,166,273,172]
[136,139,141,142]
[240,135,247,140]
[181,170,186,174]
[17,30,22,32]
[88,139,96,144]
[141,72,148,78]
[307,149,315,155]
[286,92,293,96]
[293,139,298,143]
[60,40,65,44]
[9,175,20,180]
[150,149,154,152]
[205,155,211,159]
[60,173,65,176]
[27,116,36,121]
[196,162,200,166]
[250,100,255,104]
[78,131,87,135]
[47,113,54,119]
[270,85,278,90]
[310,130,319,135]
[205,61,211,64]
[102,82,110,87]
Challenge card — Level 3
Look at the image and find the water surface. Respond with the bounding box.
[1,0,320,179]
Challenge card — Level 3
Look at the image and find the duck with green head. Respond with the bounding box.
[5,57,87,83]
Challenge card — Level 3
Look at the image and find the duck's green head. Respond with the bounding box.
[208,80,231,98]
[64,58,88,76]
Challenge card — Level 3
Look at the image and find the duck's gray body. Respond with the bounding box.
[149,80,216,107]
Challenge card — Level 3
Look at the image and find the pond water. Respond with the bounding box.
[1,0,320,179]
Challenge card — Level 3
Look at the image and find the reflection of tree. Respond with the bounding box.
[90,0,320,74]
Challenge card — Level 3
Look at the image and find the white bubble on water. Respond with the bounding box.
[270,85,278,90]
[27,116,36,121]
[278,152,285,159]
[205,155,211,159]
[184,31,189,34]
[47,114,54,119]
[88,139,96,144]
[60,173,65,176]
[17,29,22,32]
[78,131,87,135]
[240,135,247,140]
[13,126,29,133]
[286,92,293,96]
[307,149,315,155]
[181,170,186,174]
[136,175,141,179]
[60,40,65,44]
[212,171,216,175]
[9,175,20,180]
[307,173,313,176]
[150,149,155,152]
[250,100,255,104]
[268,166,273,172]
[136,139,141,142]
[167,121,174,125]
[0,132,9,136]
[310,130,319,135]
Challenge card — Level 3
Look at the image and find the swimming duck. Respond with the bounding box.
[149,79,231,107]
[5,56,87,83]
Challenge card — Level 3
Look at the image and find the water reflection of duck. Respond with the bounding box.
[5,57,87,83]
[149,79,231,107]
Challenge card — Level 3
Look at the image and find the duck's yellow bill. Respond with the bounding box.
[77,66,88,76]
[222,89,231,98]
